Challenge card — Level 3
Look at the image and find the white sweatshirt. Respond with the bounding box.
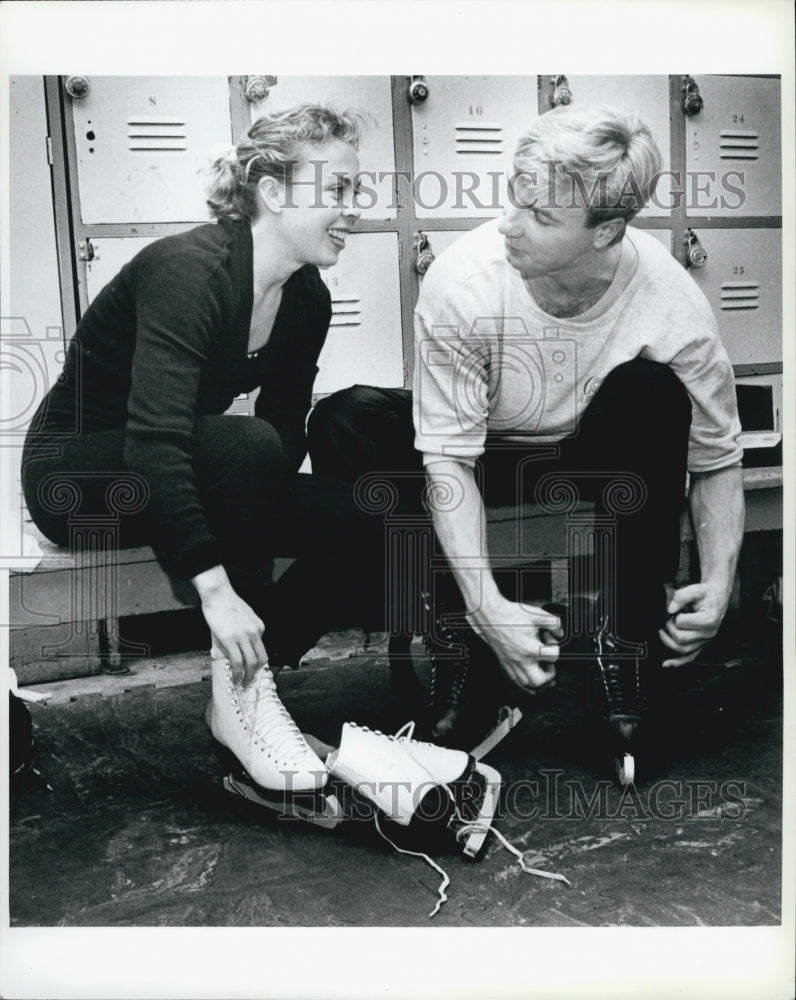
[413,220,742,473]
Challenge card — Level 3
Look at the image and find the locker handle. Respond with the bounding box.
[681,76,703,116]
[65,76,91,100]
[551,75,572,107]
[407,76,429,105]
[414,232,435,275]
[684,229,707,269]
[244,76,278,103]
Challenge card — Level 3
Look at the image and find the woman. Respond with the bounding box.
[22,104,381,795]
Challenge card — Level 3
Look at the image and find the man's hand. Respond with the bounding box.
[659,582,728,667]
[467,598,561,692]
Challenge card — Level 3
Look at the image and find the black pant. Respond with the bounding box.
[307,360,692,648]
[22,414,385,662]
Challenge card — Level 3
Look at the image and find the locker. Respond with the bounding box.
[70,77,232,224]
[686,228,781,366]
[248,76,397,221]
[410,76,538,220]
[315,232,403,393]
[551,76,672,218]
[685,76,781,217]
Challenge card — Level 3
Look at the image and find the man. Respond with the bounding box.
[309,105,744,780]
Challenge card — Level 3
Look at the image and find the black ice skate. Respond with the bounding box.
[594,618,646,786]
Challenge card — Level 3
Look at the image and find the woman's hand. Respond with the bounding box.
[192,565,268,686]
[466,597,561,692]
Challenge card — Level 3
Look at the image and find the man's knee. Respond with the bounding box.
[309,385,411,438]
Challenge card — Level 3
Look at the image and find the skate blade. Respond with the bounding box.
[223,774,344,829]
[457,761,502,860]
[469,706,522,762]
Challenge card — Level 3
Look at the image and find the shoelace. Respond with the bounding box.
[238,666,317,762]
[595,618,642,716]
[372,721,571,918]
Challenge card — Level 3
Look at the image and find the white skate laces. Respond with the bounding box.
[328,720,570,917]
[209,649,328,793]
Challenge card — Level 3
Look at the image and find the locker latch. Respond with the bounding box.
[414,232,435,275]
[65,76,91,100]
[684,229,707,269]
[407,76,429,105]
[681,76,703,116]
[550,75,572,107]
[77,238,96,263]
[243,76,278,103]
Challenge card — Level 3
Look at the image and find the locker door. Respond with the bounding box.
[686,228,781,366]
[69,77,232,223]
[685,76,781,217]
[410,77,538,220]
[315,233,403,393]
[548,76,672,218]
[247,76,397,221]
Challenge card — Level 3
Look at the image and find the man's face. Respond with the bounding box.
[276,139,361,268]
[497,167,602,280]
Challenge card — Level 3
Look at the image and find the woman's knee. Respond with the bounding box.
[193,415,288,489]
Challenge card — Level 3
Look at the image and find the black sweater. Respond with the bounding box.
[32,218,331,578]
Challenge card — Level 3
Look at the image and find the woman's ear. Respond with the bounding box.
[257,175,285,215]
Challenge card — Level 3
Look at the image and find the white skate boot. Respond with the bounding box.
[327,721,470,825]
[209,650,328,794]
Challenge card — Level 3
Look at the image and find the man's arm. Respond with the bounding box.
[659,465,745,666]
[425,457,561,691]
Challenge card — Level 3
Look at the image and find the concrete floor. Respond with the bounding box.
[9,627,783,929]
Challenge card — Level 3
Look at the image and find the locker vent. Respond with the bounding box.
[330,294,362,327]
[719,130,759,160]
[454,122,503,155]
[127,117,188,152]
[721,281,759,310]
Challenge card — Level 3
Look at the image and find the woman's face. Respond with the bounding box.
[276,139,362,268]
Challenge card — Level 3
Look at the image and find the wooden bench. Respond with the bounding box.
[9,467,783,685]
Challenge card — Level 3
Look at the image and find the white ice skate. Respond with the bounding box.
[209,650,328,794]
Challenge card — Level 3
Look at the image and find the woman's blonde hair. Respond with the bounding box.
[513,105,663,240]
[206,103,364,222]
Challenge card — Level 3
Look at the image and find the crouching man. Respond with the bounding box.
[309,105,744,781]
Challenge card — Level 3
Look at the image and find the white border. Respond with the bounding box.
[0,2,793,998]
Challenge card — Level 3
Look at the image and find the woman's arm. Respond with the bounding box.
[192,565,268,685]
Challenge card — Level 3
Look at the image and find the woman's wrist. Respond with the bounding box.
[191,564,232,601]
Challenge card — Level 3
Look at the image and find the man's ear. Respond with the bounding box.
[592,217,625,249]
[257,175,285,215]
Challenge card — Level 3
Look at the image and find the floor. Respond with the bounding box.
[8,623,783,929]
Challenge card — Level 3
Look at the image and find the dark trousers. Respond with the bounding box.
[22,414,385,662]
[307,360,692,648]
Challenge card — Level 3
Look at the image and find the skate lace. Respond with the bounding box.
[373,726,570,918]
[239,666,316,762]
[596,617,636,715]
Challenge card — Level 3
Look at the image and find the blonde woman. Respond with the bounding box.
[23,105,381,794]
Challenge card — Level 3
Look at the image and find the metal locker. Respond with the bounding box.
[686,228,781,366]
[546,76,672,218]
[685,76,781,217]
[247,76,397,221]
[314,232,403,393]
[410,76,538,220]
[69,77,232,224]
